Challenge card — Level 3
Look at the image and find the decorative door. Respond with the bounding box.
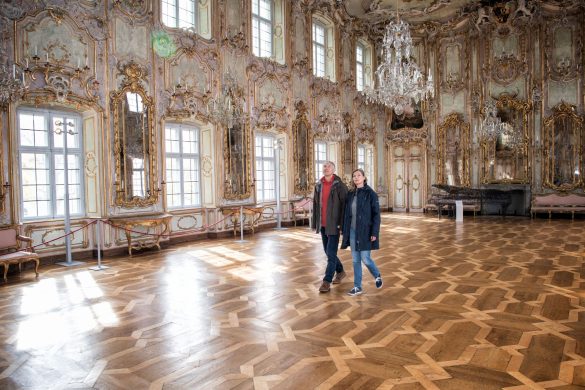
[390,143,426,212]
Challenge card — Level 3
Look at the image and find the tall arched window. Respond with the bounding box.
[312,15,335,81]
[161,0,212,39]
[356,38,373,91]
[17,108,84,220]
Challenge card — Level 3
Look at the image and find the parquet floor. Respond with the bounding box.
[1,214,585,389]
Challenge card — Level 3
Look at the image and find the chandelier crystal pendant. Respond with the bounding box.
[206,71,245,128]
[312,107,349,142]
[481,100,504,142]
[0,64,27,110]
[363,15,434,115]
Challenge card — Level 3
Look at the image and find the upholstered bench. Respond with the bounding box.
[0,227,39,281]
[531,193,585,219]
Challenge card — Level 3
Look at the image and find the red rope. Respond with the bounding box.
[16,199,315,251]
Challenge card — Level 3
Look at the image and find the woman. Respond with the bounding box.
[341,169,382,296]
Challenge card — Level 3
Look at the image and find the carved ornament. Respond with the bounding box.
[311,77,339,98]
[386,128,428,145]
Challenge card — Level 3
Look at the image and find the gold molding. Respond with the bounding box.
[480,94,532,184]
[292,100,313,196]
[437,113,471,187]
[110,61,158,208]
[543,101,584,191]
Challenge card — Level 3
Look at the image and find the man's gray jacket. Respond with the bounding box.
[312,174,348,235]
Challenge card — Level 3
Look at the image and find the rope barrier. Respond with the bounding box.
[17,198,315,251]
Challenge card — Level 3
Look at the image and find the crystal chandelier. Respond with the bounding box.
[206,70,245,128]
[481,100,504,142]
[363,15,434,115]
[0,64,27,110]
[312,107,349,142]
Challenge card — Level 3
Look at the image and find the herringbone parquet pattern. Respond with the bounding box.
[1,214,585,389]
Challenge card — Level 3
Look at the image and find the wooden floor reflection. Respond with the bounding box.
[2,214,585,389]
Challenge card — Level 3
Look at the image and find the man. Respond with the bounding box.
[312,161,348,293]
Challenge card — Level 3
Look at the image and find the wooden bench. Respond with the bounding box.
[291,197,312,227]
[531,193,585,219]
[0,227,39,281]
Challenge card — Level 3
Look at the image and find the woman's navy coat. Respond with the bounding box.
[340,184,381,251]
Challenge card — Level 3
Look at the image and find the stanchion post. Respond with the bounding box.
[274,139,286,231]
[235,205,246,242]
[90,219,109,271]
[57,121,84,267]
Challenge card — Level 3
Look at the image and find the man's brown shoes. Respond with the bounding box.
[332,271,347,284]
[319,281,331,293]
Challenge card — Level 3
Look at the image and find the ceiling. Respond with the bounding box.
[343,0,480,24]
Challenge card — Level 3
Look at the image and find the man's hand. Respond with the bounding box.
[370,236,377,242]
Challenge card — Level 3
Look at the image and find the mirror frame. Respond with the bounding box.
[0,111,4,214]
[292,100,313,196]
[437,113,471,187]
[341,112,355,180]
[111,62,158,208]
[480,94,531,184]
[223,118,252,200]
[543,101,584,191]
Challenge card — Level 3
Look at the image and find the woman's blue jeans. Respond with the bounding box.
[350,228,380,288]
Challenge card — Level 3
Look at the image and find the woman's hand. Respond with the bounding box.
[370,236,377,242]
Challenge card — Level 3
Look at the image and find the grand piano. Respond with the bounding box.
[428,184,530,217]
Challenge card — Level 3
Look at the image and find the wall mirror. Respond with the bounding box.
[543,102,584,191]
[481,95,531,184]
[292,100,313,195]
[111,62,157,208]
[341,112,355,181]
[224,119,252,199]
[437,113,470,187]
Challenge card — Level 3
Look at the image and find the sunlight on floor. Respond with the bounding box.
[16,271,117,350]
[208,246,254,261]
[187,249,235,267]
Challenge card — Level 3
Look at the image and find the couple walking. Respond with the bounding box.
[311,161,382,296]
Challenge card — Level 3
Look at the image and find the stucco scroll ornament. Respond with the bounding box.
[311,77,339,98]
[356,122,376,144]
[222,26,248,52]
[166,83,211,121]
[116,60,148,89]
[46,75,71,103]
[491,52,527,85]
[0,1,27,19]
[179,31,219,71]
[112,0,150,23]
[251,98,289,133]
[292,54,311,77]
[386,128,427,145]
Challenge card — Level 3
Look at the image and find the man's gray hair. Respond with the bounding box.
[324,161,336,170]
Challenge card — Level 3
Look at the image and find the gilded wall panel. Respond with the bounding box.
[113,17,148,60]
[548,81,578,107]
[22,16,91,70]
[440,92,465,117]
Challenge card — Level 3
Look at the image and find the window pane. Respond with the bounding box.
[162,0,178,27]
[259,0,271,19]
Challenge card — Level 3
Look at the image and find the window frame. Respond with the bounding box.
[312,21,326,78]
[357,143,374,187]
[356,42,365,91]
[314,140,328,181]
[252,0,274,59]
[161,0,197,30]
[255,133,277,203]
[17,108,85,221]
[164,123,202,210]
